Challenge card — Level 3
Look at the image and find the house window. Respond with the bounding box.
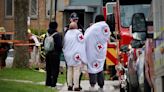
[29,0,38,18]
[46,0,55,18]
[5,0,14,18]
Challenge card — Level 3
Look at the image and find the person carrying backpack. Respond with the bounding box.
[44,21,62,88]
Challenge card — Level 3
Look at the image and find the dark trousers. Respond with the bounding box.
[89,71,104,88]
[0,52,7,69]
[79,72,83,87]
[45,52,60,87]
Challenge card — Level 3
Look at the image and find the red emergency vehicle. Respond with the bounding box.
[103,0,152,92]
[103,0,151,69]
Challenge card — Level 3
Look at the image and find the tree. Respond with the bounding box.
[13,0,29,68]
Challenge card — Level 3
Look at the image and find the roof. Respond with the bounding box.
[63,6,95,12]
[119,0,152,5]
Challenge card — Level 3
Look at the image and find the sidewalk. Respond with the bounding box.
[59,80,120,92]
[0,77,120,92]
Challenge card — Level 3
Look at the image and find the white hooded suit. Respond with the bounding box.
[85,21,110,73]
[63,29,87,66]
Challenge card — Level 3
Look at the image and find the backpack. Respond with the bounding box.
[44,32,58,52]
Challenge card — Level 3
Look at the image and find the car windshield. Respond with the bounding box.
[120,4,150,27]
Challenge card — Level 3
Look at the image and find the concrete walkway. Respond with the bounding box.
[1,78,120,92]
[59,80,120,92]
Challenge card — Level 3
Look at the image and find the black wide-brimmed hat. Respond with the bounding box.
[70,12,79,20]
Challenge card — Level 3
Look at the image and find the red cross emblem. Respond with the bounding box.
[78,34,84,42]
[80,35,84,40]
[76,55,80,60]
[96,42,103,52]
[93,62,99,68]
[103,27,109,35]
[98,44,102,49]
[94,63,98,67]
[74,53,81,62]
[104,29,108,33]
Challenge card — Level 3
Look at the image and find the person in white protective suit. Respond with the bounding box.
[63,22,87,91]
[85,15,111,91]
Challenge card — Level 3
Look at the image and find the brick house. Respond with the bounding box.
[0,0,102,33]
[0,0,66,33]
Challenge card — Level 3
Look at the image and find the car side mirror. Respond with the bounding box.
[131,13,147,41]
[132,13,147,33]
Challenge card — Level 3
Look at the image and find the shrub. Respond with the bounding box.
[29,28,47,36]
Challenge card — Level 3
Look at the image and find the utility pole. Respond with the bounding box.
[50,0,53,22]
[54,0,57,20]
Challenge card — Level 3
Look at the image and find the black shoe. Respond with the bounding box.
[34,67,39,70]
[79,86,82,90]
[60,72,63,74]
[68,86,73,91]
[51,85,56,87]
[74,88,81,91]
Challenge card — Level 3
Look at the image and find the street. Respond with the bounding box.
[59,80,120,92]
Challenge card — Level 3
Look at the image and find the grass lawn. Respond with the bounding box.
[0,68,66,92]
[0,80,54,92]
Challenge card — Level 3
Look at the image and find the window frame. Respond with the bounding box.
[46,0,55,19]
[5,0,14,18]
[29,0,38,19]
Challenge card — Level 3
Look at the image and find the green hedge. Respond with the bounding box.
[29,28,47,36]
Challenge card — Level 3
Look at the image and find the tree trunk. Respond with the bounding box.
[13,0,29,68]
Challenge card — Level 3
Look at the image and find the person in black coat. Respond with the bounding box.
[0,34,10,69]
[44,21,62,87]
[0,34,10,68]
